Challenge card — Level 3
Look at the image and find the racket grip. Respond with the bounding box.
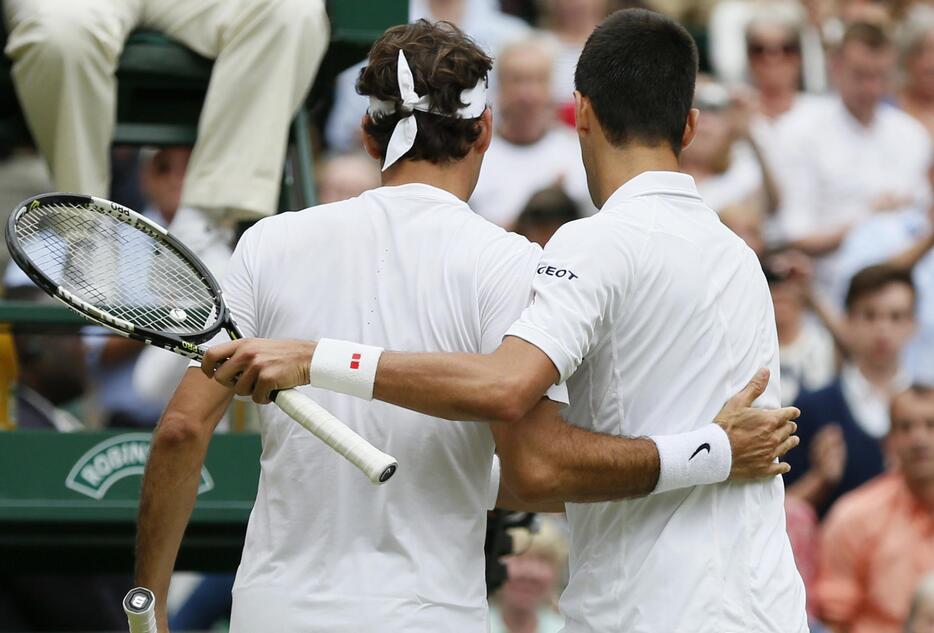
[272,388,398,484]
[123,587,158,633]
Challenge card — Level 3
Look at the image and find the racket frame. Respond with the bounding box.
[6,193,232,360]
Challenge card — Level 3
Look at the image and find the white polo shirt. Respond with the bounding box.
[220,183,566,632]
[506,171,808,633]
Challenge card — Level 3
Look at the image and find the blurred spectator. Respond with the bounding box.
[4,0,328,277]
[325,0,530,152]
[85,148,188,428]
[513,185,581,246]
[776,22,932,292]
[316,152,381,205]
[489,518,567,633]
[708,0,828,93]
[469,37,592,228]
[907,573,934,633]
[763,250,836,405]
[538,0,609,124]
[898,7,934,138]
[786,264,916,515]
[0,149,52,275]
[2,275,85,431]
[784,496,821,623]
[680,80,777,220]
[815,385,934,633]
[834,179,934,384]
[741,5,827,214]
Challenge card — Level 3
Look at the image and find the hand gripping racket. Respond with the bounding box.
[6,193,397,484]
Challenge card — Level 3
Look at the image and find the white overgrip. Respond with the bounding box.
[272,388,398,484]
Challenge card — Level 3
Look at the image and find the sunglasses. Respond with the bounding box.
[747,42,800,58]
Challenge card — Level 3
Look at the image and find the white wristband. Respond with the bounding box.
[309,338,384,400]
[650,423,732,494]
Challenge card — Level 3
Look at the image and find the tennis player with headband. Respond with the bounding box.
[190,16,797,633]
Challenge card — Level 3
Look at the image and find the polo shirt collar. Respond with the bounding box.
[602,171,703,209]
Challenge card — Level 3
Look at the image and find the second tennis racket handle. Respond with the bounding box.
[123,587,158,633]
[272,388,398,484]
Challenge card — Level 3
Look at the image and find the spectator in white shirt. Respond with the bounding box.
[469,37,592,227]
[776,22,932,292]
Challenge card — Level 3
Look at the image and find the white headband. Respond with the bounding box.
[367,50,487,171]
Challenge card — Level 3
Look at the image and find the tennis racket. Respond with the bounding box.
[123,587,157,633]
[6,193,398,484]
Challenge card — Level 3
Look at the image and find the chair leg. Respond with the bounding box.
[293,107,317,208]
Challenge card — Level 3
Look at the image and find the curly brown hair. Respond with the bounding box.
[356,19,493,166]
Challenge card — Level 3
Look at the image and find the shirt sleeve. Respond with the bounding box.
[221,221,263,340]
[504,218,628,384]
[476,232,568,405]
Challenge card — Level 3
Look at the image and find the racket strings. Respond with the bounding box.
[15,201,220,335]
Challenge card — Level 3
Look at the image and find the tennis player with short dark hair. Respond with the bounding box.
[207,10,809,633]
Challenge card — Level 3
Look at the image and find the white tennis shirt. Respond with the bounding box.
[506,171,809,633]
[219,183,565,632]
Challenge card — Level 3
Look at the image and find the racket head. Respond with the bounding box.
[6,193,230,357]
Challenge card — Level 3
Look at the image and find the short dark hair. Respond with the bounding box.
[840,21,891,52]
[845,264,916,312]
[515,185,581,229]
[574,9,698,154]
[356,20,492,166]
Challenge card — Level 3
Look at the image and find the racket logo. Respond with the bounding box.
[130,594,149,610]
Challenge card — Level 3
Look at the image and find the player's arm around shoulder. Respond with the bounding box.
[135,369,234,631]
[490,369,801,509]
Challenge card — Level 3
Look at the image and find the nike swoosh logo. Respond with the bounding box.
[689,443,711,460]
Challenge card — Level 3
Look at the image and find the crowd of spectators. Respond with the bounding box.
[1,0,934,631]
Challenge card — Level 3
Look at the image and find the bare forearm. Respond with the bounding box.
[530,424,660,503]
[135,425,210,610]
[494,399,659,505]
[374,351,514,421]
[788,226,849,257]
[134,370,232,626]
[886,231,934,271]
[373,338,558,423]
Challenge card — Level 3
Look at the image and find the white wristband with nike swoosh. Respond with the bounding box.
[650,423,732,494]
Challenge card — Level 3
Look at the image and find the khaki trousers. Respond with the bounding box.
[4,0,328,219]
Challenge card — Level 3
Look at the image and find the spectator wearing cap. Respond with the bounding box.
[815,385,934,633]
[776,22,932,293]
[786,265,916,516]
